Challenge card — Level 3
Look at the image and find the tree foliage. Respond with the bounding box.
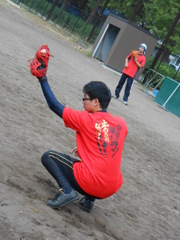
[83,0,180,54]
[144,0,180,54]
[17,0,180,54]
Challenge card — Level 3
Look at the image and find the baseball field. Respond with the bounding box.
[0,1,180,239]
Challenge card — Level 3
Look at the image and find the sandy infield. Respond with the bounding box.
[0,1,180,239]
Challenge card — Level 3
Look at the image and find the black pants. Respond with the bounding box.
[115,73,134,101]
[41,150,95,201]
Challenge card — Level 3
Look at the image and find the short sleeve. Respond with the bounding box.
[62,107,83,131]
[140,56,146,67]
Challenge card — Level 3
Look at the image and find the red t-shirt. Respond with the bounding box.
[63,107,128,198]
[123,53,146,78]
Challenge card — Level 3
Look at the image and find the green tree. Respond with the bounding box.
[148,9,180,72]
[61,0,71,10]
[144,0,180,55]
[86,0,103,24]
[46,0,60,21]
[87,0,110,41]
[100,0,180,55]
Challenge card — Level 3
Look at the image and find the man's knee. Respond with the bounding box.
[41,150,52,165]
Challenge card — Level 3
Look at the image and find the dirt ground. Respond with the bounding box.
[0,1,180,239]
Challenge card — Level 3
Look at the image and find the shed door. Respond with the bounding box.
[94,24,120,62]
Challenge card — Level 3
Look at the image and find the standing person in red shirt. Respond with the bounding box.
[29,45,128,212]
[113,43,147,105]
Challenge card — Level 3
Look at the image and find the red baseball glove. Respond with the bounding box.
[131,50,139,59]
[28,45,53,78]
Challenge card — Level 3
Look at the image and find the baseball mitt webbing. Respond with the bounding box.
[131,50,139,59]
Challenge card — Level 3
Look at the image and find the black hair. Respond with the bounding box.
[83,81,111,110]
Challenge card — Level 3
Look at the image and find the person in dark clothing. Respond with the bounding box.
[113,43,147,105]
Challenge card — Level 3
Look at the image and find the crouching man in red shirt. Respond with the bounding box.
[29,47,128,212]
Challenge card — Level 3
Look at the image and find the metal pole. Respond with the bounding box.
[152,76,165,91]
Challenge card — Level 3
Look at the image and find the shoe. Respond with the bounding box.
[79,197,94,212]
[112,94,118,99]
[47,189,79,209]
[123,101,128,105]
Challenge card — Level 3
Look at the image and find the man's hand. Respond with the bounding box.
[71,147,80,158]
[125,58,128,68]
[134,58,142,68]
[28,45,52,78]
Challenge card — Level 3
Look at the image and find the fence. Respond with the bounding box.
[154,77,180,118]
[139,68,165,91]
[13,0,106,44]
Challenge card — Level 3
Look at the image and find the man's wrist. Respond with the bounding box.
[39,75,47,83]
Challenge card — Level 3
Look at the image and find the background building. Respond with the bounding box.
[93,14,158,79]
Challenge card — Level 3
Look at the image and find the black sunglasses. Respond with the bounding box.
[82,97,91,101]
